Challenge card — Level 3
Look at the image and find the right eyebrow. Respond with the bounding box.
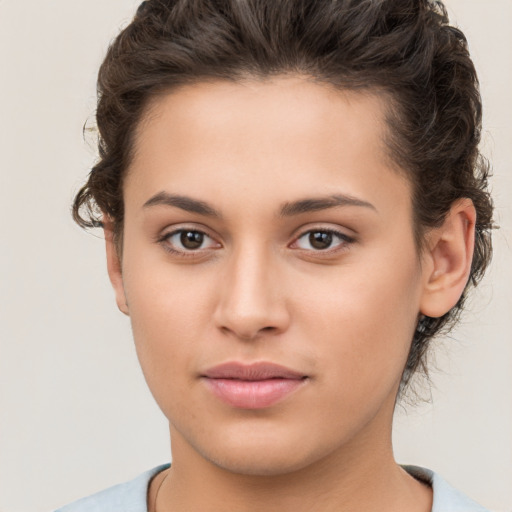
[143,192,222,218]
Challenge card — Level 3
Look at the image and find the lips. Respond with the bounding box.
[202,361,306,380]
[201,362,308,409]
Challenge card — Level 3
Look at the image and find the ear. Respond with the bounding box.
[419,199,476,318]
[103,218,130,316]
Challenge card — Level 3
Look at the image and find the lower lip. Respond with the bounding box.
[202,377,307,409]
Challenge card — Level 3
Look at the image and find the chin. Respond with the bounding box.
[184,422,340,478]
[204,447,316,477]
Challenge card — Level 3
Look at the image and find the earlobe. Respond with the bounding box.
[419,199,476,318]
[103,219,130,316]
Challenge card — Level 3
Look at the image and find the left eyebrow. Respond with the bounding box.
[279,194,377,217]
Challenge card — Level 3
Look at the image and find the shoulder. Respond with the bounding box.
[403,465,490,512]
[55,463,490,512]
[54,464,170,512]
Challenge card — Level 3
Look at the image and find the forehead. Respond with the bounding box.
[135,76,391,161]
[126,76,410,218]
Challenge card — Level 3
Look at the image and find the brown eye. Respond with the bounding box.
[294,229,354,252]
[162,229,219,253]
[309,231,333,250]
[180,231,204,249]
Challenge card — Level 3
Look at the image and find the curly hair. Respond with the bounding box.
[73,0,494,395]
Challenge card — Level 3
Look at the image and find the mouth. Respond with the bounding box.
[201,361,309,409]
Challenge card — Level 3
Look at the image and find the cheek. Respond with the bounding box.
[296,249,422,403]
[123,256,217,414]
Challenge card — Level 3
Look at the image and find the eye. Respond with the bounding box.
[160,229,220,253]
[293,229,354,251]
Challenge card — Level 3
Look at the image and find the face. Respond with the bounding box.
[114,76,430,475]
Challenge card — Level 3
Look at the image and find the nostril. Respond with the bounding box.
[219,324,279,341]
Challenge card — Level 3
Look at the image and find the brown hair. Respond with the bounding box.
[73,0,494,396]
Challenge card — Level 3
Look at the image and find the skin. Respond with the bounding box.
[105,75,475,512]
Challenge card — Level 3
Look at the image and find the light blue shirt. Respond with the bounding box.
[55,464,490,512]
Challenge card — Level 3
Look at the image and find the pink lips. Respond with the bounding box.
[201,362,308,409]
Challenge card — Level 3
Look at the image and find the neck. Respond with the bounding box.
[152,418,432,512]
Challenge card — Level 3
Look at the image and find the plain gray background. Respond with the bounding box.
[0,1,510,511]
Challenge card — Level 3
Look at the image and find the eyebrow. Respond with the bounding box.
[143,191,377,218]
[143,192,222,218]
[279,194,377,217]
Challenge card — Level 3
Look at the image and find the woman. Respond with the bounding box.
[57,0,494,510]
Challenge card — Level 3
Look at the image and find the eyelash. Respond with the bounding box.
[157,227,355,258]
[157,228,220,259]
[292,229,355,253]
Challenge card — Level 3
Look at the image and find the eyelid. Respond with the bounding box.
[157,225,222,256]
[155,223,355,257]
[290,226,356,253]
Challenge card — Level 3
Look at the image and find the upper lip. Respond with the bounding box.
[202,362,307,381]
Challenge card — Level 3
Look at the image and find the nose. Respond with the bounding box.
[213,245,290,341]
